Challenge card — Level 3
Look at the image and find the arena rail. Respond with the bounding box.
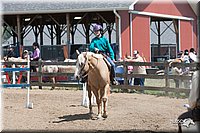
[2,60,199,95]
[1,56,33,109]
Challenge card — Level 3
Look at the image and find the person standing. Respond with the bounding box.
[89,24,118,85]
[131,50,147,86]
[30,42,40,72]
[7,45,16,58]
[189,48,197,62]
[182,49,191,88]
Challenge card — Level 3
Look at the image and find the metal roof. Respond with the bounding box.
[187,0,198,16]
[1,0,135,15]
[1,0,197,16]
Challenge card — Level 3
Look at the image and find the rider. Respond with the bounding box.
[89,24,118,85]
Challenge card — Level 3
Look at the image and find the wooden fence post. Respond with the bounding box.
[164,61,169,89]
[123,61,128,85]
[38,60,42,89]
[122,61,129,92]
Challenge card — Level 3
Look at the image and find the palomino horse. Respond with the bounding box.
[74,51,110,119]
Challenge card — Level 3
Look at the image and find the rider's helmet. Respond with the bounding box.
[93,24,102,32]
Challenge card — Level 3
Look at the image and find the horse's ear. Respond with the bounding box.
[76,50,80,56]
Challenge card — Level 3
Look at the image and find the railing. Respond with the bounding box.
[2,60,199,95]
[1,56,33,108]
[113,61,198,95]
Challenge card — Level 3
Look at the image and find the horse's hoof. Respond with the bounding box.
[91,114,97,120]
[97,114,102,119]
[102,113,108,118]
[102,115,107,118]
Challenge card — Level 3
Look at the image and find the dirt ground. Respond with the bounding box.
[2,88,188,132]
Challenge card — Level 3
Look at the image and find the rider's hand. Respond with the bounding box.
[94,48,99,53]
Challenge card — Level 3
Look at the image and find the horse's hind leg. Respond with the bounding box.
[102,84,109,118]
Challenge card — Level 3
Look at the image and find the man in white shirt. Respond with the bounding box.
[131,50,147,86]
[189,48,197,62]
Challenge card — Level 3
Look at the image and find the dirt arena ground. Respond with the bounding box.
[2,88,188,132]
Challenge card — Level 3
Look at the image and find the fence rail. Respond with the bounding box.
[2,60,199,95]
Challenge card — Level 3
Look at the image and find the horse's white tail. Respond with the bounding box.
[81,83,96,107]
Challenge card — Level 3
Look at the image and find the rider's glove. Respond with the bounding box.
[94,48,99,53]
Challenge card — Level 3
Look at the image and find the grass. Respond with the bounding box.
[111,78,189,99]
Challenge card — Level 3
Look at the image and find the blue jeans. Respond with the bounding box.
[134,78,145,86]
[106,56,116,78]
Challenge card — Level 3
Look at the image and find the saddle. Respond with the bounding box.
[91,53,111,71]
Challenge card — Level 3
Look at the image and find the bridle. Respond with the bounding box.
[78,53,90,79]
[78,52,99,79]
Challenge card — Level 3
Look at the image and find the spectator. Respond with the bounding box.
[30,42,40,72]
[189,48,197,62]
[182,49,191,89]
[177,51,184,59]
[22,50,29,59]
[169,58,183,88]
[31,42,40,61]
[124,55,134,85]
[183,49,190,63]
[131,50,147,87]
[7,45,16,58]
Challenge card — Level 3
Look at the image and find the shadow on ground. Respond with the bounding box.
[52,113,91,123]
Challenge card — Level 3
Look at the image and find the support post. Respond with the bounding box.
[66,13,70,58]
[17,15,22,57]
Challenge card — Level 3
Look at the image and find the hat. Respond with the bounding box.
[23,50,28,53]
[133,50,138,55]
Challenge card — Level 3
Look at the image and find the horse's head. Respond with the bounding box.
[74,52,90,80]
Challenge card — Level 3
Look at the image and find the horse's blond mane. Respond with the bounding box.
[81,52,104,59]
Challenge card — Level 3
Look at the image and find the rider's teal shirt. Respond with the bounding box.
[89,36,115,60]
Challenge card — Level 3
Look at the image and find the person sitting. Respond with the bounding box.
[89,24,118,85]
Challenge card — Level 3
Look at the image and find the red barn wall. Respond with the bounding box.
[132,15,150,61]
[119,10,130,58]
[134,0,197,51]
[119,0,197,61]
[180,21,193,51]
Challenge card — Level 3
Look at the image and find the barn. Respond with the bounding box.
[1,0,199,61]
[122,0,198,61]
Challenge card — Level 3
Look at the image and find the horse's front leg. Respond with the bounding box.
[102,84,109,118]
[96,90,102,119]
[88,85,93,114]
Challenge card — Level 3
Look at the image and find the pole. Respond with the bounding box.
[26,55,32,108]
